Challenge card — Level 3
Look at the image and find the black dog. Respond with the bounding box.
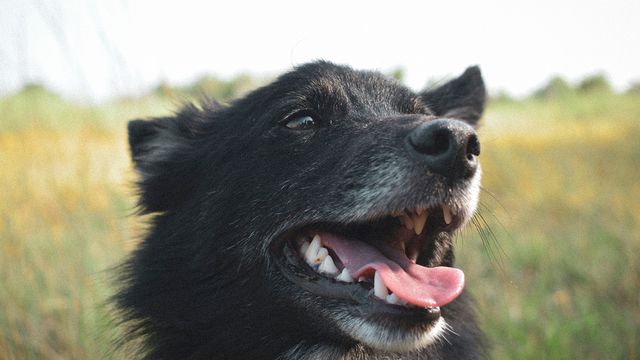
[117,61,487,359]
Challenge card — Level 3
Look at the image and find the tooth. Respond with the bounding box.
[386,293,398,304]
[398,211,414,230]
[299,240,310,255]
[314,247,328,264]
[415,207,426,215]
[442,205,453,225]
[413,210,429,235]
[304,235,321,265]
[374,272,388,299]
[386,293,397,304]
[358,276,368,283]
[386,293,407,305]
[318,255,339,275]
[336,268,354,282]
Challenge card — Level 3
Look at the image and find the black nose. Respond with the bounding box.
[407,119,480,179]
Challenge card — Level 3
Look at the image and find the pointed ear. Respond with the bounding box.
[128,115,200,213]
[420,66,487,127]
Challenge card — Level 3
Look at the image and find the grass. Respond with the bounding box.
[0,89,638,359]
[0,90,172,359]
[459,93,640,359]
[0,127,134,359]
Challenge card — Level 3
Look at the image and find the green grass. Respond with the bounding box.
[1,90,638,359]
[459,93,640,359]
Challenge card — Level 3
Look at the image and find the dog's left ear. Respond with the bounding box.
[420,66,486,127]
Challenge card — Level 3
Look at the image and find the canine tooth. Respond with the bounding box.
[415,207,426,216]
[299,240,310,255]
[314,247,329,264]
[304,235,321,265]
[442,205,453,225]
[358,276,368,283]
[397,241,406,253]
[413,210,429,235]
[374,272,389,299]
[318,255,339,275]
[336,268,354,282]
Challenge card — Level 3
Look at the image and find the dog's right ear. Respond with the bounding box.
[128,116,199,213]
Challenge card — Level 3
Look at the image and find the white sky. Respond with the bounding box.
[1,0,639,102]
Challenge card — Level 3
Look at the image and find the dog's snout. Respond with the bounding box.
[407,119,480,179]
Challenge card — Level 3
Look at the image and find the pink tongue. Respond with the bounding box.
[321,232,464,308]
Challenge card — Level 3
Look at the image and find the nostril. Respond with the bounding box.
[466,134,480,158]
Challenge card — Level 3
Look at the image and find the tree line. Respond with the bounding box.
[6,70,640,105]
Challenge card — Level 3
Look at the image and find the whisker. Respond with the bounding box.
[437,320,458,347]
[477,200,511,240]
[471,212,504,272]
[475,211,507,271]
[479,186,506,212]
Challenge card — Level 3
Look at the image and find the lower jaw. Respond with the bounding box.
[276,240,443,320]
[334,310,447,353]
[270,241,453,354]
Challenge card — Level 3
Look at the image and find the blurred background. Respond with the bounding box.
[1,0,639,358]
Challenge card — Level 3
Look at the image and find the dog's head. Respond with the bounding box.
[124,61,485,357]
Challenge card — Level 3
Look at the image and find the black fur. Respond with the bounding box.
[117,61,487,359]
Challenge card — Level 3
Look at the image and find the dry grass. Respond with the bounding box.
[458,94,640,359]
[0,92,638,359]
[0,127,133,359]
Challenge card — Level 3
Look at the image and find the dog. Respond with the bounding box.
[117,61,487,359]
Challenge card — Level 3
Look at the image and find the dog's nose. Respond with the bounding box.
[407,119,480,179]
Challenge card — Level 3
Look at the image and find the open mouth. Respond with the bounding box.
[274,204,466,316]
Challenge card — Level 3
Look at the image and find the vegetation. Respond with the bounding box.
[532,76,574,99]
[462,91,640,359]
[1,75,639,359]
[577,73,612,94]
[153,74,263,104]
[626,81,640,96]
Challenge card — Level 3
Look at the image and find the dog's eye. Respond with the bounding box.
[284,115,317,130]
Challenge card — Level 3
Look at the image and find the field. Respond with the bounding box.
[1,87,638,359]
